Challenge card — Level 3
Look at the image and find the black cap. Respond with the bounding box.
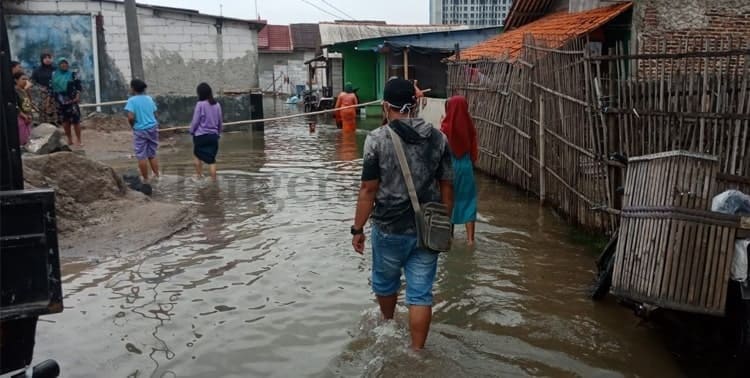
[383,78,415,108]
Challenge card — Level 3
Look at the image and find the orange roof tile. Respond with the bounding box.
[455,2,632,61]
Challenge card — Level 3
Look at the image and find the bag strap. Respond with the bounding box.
[386,124,422,215]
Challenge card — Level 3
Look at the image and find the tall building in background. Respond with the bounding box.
[429,0,513,26]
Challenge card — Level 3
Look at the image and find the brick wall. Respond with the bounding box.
[634,0,750,53]
[6,0,260,97]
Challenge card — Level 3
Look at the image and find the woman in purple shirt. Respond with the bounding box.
[190,83,223,180]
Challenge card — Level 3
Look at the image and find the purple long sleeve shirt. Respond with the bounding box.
[189,100,223,136]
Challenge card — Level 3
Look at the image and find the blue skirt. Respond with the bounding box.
[451,154,477,224]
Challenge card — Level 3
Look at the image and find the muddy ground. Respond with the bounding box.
[23,115,192,260]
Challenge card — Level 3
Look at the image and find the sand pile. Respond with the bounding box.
[23,152,192,258]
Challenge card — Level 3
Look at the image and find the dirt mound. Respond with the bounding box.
[23,152,127,233]
[82,112,130,132]
[22,152,192,257]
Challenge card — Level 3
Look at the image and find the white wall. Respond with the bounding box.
[6,0,260,96]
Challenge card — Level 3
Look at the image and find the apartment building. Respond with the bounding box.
[429,0,513,26]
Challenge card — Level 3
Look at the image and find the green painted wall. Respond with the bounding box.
[341,46,378,102]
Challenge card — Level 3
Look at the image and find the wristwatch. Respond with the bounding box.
[350,226,364,235]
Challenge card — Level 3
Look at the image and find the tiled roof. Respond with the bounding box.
[290,24,321,51]
[259,25,292,52]
[455,2,632,61]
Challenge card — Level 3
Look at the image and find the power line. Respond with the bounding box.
[300,0,341,19]
[318,0,355,20]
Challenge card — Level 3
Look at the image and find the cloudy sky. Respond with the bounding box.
[139,0,429,25]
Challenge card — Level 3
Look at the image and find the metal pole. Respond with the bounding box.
[90,15,102,112]
[124,0,145,80]
[0,13,23,191]
[403,48,409,80]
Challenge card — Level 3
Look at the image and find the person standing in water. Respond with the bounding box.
[51,57,82,146]
[124,79,160,183]
[351,78,454,350]
[32,53,57,124]
[190,83,223,181]
[441,96,479,246]
[335,82,358,132]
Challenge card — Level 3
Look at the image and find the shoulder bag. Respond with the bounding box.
[386,125,452,253]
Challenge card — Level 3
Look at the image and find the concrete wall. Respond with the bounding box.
[6,0,260,99]
[258,51,316,95]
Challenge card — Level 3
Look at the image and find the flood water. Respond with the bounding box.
[32,100,697,377]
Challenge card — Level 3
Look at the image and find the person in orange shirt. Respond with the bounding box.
[335,82,358,132]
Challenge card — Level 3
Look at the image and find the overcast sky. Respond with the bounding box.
[139,0,429,25]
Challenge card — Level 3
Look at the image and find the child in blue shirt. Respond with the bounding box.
[124,79,160,182]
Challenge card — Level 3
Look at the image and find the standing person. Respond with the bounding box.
[11,61,22,75]
[14,72,33,146]
[189,82,223,181]
[31,53,57,124]
[51,57,82,146]
[124,79,160,183]
[351,78,454,350]
[335,82,358,132]
[441,96,478,246]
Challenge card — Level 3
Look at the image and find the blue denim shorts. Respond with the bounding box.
[371,225,439,306]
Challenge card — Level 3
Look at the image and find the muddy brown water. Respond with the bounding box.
[32,100,696,377]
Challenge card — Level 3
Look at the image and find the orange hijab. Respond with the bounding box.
[441,96,478,162]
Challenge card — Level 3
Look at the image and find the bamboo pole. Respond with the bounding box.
[539,95,546,204]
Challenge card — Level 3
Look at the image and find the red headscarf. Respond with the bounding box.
[441,96,478,163]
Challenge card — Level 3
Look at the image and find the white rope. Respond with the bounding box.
[158,100,382,132]
[79,100,127,108]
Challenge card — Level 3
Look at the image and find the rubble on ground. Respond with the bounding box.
[25,123,70,154]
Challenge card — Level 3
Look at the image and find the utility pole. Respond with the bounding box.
[124,0,145,80]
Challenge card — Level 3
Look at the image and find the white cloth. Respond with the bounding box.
[731,239,749,281]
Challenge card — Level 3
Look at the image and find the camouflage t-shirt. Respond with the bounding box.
[361,118,454,235]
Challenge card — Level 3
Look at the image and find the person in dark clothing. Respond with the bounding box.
[31,53,57,123]
[351,78,454,350]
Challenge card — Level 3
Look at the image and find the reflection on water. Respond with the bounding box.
[34,99,690,377]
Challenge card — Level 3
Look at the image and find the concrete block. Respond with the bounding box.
[56,1,89,12]
[191,35,214,44]
[163,34,191,44]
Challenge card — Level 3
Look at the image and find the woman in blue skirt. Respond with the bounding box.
[190,83,223,181]
[441,96,478,245]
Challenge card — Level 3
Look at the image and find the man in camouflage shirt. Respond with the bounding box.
[351,78,454,350]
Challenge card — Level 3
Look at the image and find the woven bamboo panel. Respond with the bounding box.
[612,206,743,315]
[623,151,719,210]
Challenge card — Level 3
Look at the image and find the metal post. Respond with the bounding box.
[124,0,145,80]
[403,48,409,80]
[90,15,102,112]
[0,13,23,191]
[538,95,546,204]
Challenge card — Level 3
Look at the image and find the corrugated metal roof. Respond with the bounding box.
[455,2,632,61]
[319,22,468,46]
[259,25,293,52]
[290,23,321,51]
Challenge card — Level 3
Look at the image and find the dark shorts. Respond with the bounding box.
[133,127,159,160]
[193,134,220,164]
[58,103,81,124]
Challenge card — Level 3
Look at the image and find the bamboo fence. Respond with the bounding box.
[447,35,750,234]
